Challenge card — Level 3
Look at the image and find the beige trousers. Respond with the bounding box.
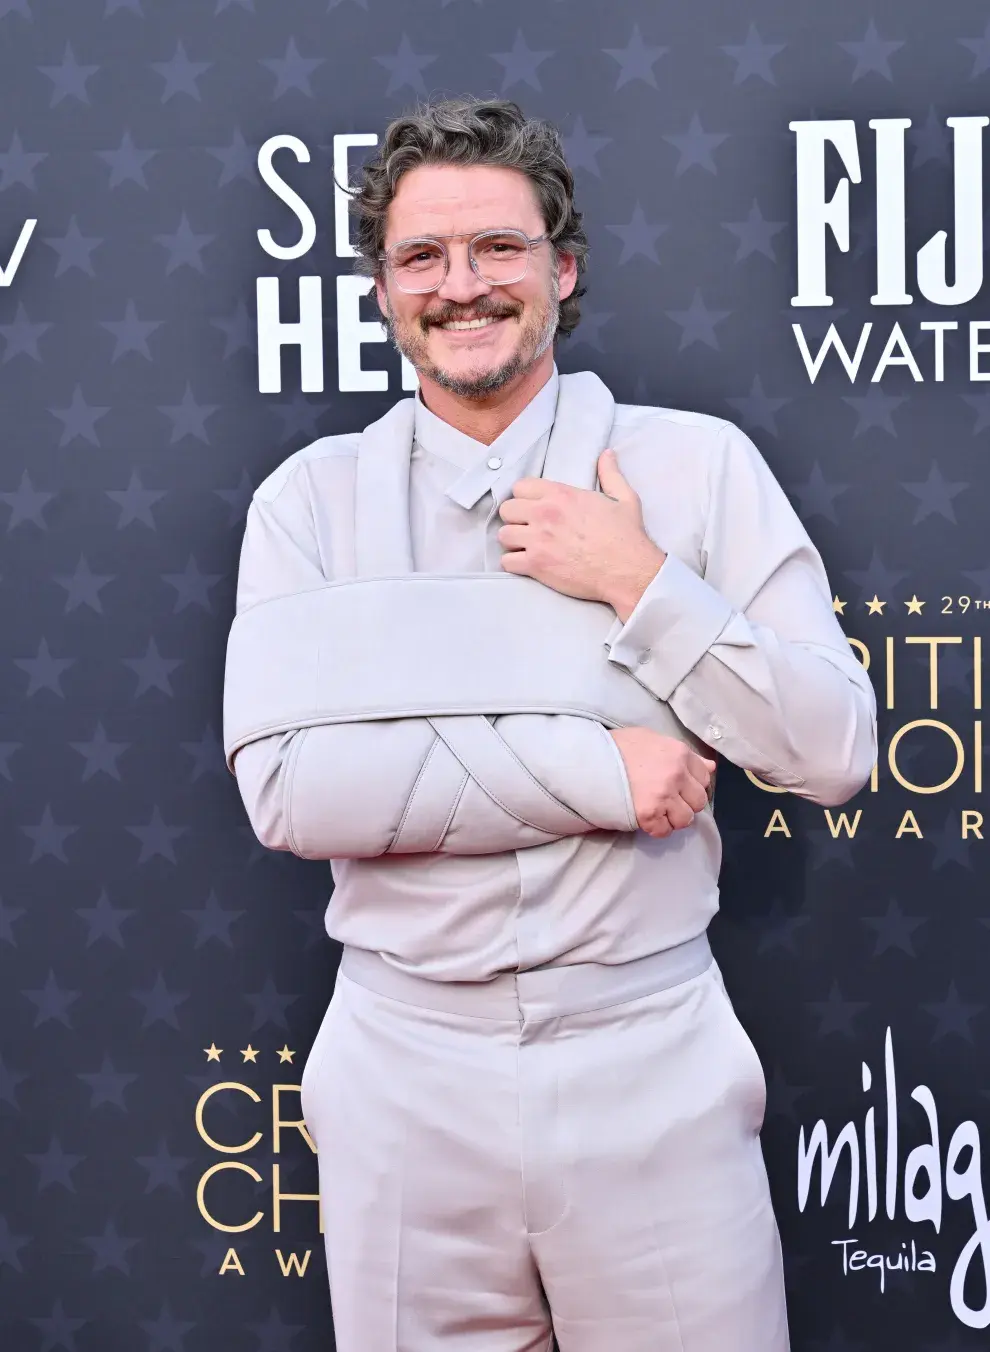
[300,939,790,1352]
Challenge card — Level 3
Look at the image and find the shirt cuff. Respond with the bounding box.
[591,721,640,832]
[605,552,735,701]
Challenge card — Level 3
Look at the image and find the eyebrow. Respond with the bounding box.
[387,226,533,244]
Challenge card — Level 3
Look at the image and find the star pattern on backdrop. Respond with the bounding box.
[562,116,612,178]
[603,26,668,89]
[97,131,158,189]
[44,216,103,277]
[152,41,213,102]
[663,113,730,175]
[491,31,553,92]
[206,128,259,187]
[839,20,906,82]
[664,288,731,349]
[909,105,953,168]
[0,7,985,1350]
[722,200,787,262]
[0,131,47,189]
[0,301,51,361]
[100,300,164,362]
[375,35,438,96]
[721,24,786,85]
[606,203,668,265]
[153,214,216,273]
[261,37,324,99]
[38,43,100,106]
[726,374,791,436]
[959,21,990,78]
[1,470,54,527]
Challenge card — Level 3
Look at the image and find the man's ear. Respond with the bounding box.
[556,250,578,302]
[374,275,388,317]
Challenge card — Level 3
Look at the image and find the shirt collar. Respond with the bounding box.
[413,366,559,508]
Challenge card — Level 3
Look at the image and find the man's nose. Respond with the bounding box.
[435,242,491,304]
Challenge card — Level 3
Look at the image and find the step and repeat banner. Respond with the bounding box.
[3,0,990,1347]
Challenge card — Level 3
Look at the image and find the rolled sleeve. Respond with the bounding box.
[605,552,735,702]
[600,418,877,804]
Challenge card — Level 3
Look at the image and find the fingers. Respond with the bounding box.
[685,752,718,787]
[642,777,711,836]
[664,797,695,831]
[641,792,698,837]
[678,777,710,815]
[631,736,719,838]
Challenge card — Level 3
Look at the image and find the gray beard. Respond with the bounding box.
[383,272,560,401]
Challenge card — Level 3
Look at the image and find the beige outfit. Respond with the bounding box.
[224,366,878,1350]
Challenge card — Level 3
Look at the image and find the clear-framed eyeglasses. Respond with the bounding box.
[379,228,549,294]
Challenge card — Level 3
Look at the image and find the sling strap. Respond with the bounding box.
[223,573,701,763]
[223,371,707,847]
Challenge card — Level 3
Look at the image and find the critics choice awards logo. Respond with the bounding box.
[193,1039,323,1280]
[753,598,985,842]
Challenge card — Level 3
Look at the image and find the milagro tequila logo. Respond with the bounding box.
[798,1028,990,1328]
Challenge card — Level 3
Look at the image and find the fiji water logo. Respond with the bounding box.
[797,1028,990,1329]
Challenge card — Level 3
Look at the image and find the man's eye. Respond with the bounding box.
[477,241,524,258]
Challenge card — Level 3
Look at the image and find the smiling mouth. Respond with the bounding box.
[433,314,513,332]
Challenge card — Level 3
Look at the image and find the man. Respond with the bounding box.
[223,97,877,1351]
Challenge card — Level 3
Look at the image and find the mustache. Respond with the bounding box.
[421,300,520,328]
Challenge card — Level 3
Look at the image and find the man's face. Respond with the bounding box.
[375,163,577,399]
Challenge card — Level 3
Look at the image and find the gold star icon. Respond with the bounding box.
[204,1043,222,1062]
[241,1045,259,1063]
[866,595,886,615]
[832,596,847,615]
[276,1045,295,1064]
[904,595,925,615]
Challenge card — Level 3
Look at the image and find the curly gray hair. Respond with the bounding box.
[343,96,589,340]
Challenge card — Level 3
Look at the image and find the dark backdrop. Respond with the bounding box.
[3,0,990,1347]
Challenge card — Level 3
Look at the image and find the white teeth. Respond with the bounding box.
[440,316,502,330]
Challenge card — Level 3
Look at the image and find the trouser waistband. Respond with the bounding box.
[338,933,713,1022]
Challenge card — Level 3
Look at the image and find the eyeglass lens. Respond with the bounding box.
[389,230,532,290]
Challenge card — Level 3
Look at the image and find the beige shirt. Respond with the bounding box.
[231,366,877,981]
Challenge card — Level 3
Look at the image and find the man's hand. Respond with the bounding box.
[497,449,666,616]
[608,727,717,839]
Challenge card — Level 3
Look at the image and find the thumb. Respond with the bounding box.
[597,449,635,499]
